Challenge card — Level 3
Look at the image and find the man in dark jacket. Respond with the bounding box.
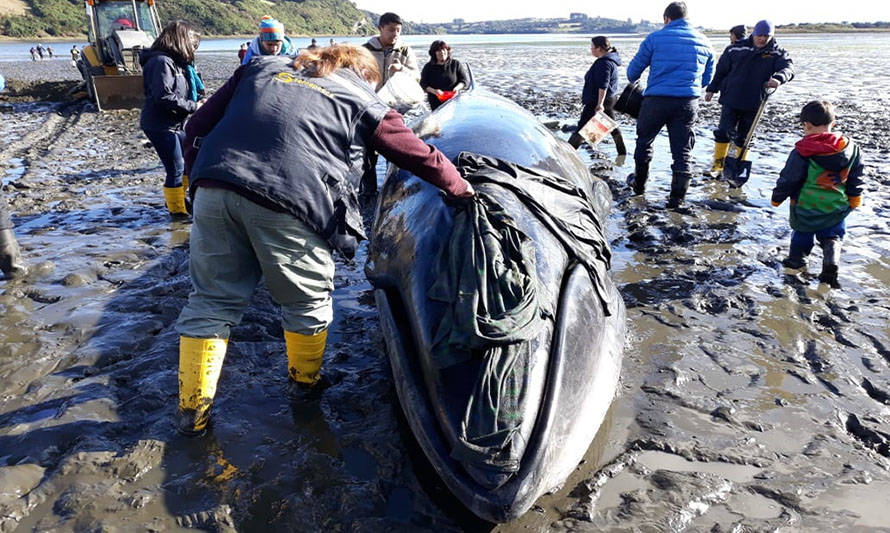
[626,1,714,208]
[705,20,794,176]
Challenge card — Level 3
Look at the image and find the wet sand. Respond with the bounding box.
[2,37,890,531]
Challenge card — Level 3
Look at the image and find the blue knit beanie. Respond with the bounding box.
[753,20,774,36]
[259,16,284,41]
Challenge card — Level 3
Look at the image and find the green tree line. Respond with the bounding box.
[1,0,375,38]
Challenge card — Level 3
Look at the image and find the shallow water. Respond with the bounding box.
[1,34,890,531]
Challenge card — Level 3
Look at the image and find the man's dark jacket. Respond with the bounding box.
[707,36,794,110]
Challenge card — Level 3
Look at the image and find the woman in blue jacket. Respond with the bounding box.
[140,20,204,216]
[569,36,626,156]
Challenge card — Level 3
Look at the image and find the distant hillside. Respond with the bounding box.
[1,0,375,38]
[776,21,890,32]
[402,14,661,35]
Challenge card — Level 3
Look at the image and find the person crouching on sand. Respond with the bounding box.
[174,44,474,436]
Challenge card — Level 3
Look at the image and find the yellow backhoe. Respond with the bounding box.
[77,0,162,110]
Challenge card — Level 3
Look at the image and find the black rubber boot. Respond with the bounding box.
[0,229,27,279]
[818,238,841,288]
[668,173,691,208]
[612,130,627,156]
[666,196,684,209]
[626,160,649,196]
[818,265,840,288]
[568,132,584,149]
[781,248,807,269]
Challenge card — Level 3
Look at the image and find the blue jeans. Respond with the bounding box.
[143,128,185,188]
[634,96,698,198]
[790,220,846,255]
[176,187,336,339]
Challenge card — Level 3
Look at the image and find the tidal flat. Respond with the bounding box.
[1,33,889,531]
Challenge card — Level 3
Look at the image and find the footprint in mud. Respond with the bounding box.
[860,377,890,405]
[844,414,890,458]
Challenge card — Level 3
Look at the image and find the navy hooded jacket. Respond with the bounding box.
[139,49,197,131]
[582,51,621,105]
[707,36,794,111]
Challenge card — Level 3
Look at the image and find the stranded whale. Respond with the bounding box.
[365,84,626,523]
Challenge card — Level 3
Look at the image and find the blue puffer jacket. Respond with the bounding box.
[582,51,621,105]
[627,19,715,97]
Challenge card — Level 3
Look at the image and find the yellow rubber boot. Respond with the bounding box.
[709,142,730,176]
[178,336,228,435]
[285,329,327,386]
[164,185,189,216]
[181,175,192,215]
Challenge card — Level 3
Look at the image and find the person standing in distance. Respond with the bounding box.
[360,12,419,197]
[626,2,715,209]
[729,25,746,45]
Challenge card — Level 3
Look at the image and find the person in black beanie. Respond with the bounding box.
[729,25,747,44]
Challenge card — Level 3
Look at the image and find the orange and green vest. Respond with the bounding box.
[790,144,858,233]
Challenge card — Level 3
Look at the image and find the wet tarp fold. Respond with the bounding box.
[426,151,614,479]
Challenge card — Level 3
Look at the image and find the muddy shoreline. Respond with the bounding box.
[3,40,890,532]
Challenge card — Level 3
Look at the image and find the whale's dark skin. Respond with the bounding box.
[365,86,626,523]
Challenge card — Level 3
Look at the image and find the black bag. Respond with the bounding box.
[614,81,643,119]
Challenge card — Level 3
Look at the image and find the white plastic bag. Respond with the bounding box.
[578,111,618,145]
[377,71,425,112]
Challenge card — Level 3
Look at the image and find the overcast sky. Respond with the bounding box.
[354,0,889,28]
